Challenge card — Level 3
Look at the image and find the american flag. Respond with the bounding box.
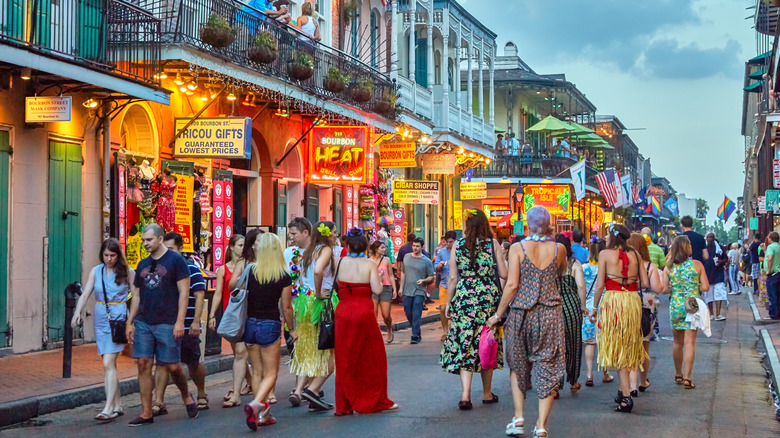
[632,185,640,205]
[596,168,618,207]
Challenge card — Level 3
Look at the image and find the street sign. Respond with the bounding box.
[759,195,767,214]
[750,217,759,230]
[460,182,487,200]
[774,159,780,188]
[767,190,780,213]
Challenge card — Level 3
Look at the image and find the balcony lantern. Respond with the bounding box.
[173,72,184,85]
[514,182,524,204]
[20,67,31,80]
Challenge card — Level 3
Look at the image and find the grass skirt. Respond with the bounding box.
[290,295,332,377]
[596,290,648,370]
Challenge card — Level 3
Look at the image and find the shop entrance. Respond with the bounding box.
[233,177,248,237]
[333,188,342,231]
[47,140,82,343]
[306,185,319,225]
[0,131,10,347]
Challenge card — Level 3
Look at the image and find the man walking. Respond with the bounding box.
[681,216,708,262]
[152,232,208,415]
[750,233,763,296]
[642,227,665,269]
[126,224,197,426]
[764,232,780,320]
[571,229,589,264]
[435,231,457,342]
[399,238,435,344]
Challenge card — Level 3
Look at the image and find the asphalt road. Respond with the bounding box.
[4,293,779,437]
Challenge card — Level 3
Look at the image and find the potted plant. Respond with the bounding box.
[349,77,374,103]
[373,87,398,116]
[286,49,314,81]
[323,66,350,93]
[248,31,278,65]
[200,14,237,49]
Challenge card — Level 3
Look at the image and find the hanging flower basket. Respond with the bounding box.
[323,66,350,93]
[199,14,237,49]
[349,78,374,103]
[248,31,278,65]
[287,50,314,81]
[373,99,393,114]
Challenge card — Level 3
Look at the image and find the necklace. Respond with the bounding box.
[288,248,304,297]
[347,252,367,258]
[524,234,553,242]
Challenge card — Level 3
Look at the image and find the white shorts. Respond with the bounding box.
[703,282,729,303]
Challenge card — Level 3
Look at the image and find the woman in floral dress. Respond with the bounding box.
[661,236,709,390]
[581,240,613,387]
[441,209,507,411]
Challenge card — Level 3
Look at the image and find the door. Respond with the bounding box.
[333,188,342,231]
[305,185,318,226]
[0,132,10,347]
[47,140,82,343]
[276,182,287,228]
[415,32,427,87]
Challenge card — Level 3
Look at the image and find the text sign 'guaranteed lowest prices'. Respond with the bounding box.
[174,117,251,159]
[393,180,440,204]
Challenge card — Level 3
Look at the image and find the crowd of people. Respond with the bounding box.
[70,209,754,436]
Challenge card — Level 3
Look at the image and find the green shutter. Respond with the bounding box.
[5,0,25,40]
[0,132,10,347]
[31,0,51,48]
[79,0,105,60]
[415,33,427,87]
[306,185,318,226]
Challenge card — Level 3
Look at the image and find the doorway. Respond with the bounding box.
[306,184,319,226]
[333,188,342,231]
[47,140,82,343]
[0,131,10,347]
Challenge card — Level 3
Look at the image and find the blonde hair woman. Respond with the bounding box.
[241,233,295,430]
[297,2,321,41]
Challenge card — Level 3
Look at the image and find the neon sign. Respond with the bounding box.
[308,126,369,184]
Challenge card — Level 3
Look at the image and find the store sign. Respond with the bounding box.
[523,184,571,215]
[390,209,406,257]
[25,96,72,122]
[603,211,613,224]
[453,201,463,230]
[172,174,195,252]
[393,180,440,204]
[759,195,767,214]
[309,126,369,184]
[483,204,511,222]
[422,154,456,174]
[460,182,487,200]
[173,117,251,159]
[750,217,759,230]
[774,159,780,188]
[379,142,416,168]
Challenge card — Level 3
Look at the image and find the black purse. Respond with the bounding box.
[317,258,342,350]
[102,266,128,344]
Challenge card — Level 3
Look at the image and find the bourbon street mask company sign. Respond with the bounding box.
[25,96,72,122]
[393,180,440,204]
[174,117,251,159]
[309,126,369,184]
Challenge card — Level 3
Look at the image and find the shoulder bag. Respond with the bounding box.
[217,262,253,343]
[102,266,128,344]
[638,261,653,338]
[318,258,342,350]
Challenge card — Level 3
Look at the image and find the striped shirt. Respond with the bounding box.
[184,260,206,333]
[648,243,665,269]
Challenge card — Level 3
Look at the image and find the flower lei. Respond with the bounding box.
[288,248,306,297]
[524,234,553,242]
[464,209,478,219]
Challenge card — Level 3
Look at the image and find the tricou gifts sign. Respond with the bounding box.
[174,117,251,159]
[309,126,369,184]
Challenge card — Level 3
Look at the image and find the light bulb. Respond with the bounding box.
[187,82,197,90]
[158,71,167,79]
[200,93,208,102]
[20,67,31,80]
[179,85,187,92]
[227,92,237,101]
[173,72,183,85]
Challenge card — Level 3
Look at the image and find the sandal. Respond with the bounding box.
[152,403,168,416]
[585,378,594,387]
[570,382,582,393]
[602,374,614,383]
[615,395,634,413]
[223,390,234,402]
[240,384,252,396]
[289,392,302,407]
[505,417,524,436]
[95,412,118,422]
[197,395,209,410]
[638,379,650,392]
[440,333,446,342]
[683,378,695,389]
[267,394,278,404]
[458,400,472,410]
[533,426,549,437]
[674,375,684,385]
[222,399,241,408]
[387,332,394,344]
[482,393,499,404]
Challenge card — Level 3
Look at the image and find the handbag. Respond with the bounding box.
[478,326,498,370]
[217,262,253,343]
[318,259,342,350]
[640,308,653,338]
[684,296,699,314]
[101,266,128,344]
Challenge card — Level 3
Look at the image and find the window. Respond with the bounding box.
[350,3,360,58]
[370,9,380,67]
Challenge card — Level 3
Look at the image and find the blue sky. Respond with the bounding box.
[464,0,754,225]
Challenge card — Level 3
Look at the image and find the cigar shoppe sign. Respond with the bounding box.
[308,126,369,184]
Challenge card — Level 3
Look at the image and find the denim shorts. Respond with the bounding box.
[372,285,393,303]
[243,318,282,347]
[132,320,181,364]
[180,334,201,366]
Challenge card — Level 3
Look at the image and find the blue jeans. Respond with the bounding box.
[728,265,739,293]
[403,295,425,339]
[767,273,780,319]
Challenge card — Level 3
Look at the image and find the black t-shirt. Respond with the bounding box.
[750,241,761,263]
[134,250,190,325]
[683,231,706,262]
[246,270,292,320]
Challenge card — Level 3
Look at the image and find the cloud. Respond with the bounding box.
[640,39,743,79]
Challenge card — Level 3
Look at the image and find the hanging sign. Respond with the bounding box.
[393,180,440,204]
[421,154,456,174]
[483,204,511,222]
[25,96,72,122]
[767,190,780,212]
[379,142,416,168]
[453,201,463,231]
[774,159,780,188]
[759,195,767,214]
[460,182,487,200]
[173,117,251,159]
[390,209,406,257]
[172,174,195,252]
[750,217,759,230]
[309,126,369,184]
[522,184,571,215]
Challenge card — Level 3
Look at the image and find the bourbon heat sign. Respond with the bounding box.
[308,126,369,184]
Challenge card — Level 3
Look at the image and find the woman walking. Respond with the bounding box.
[488,206,566,438]
[554,233,587,395]
[334,228,397,415]
[661,236,709,390]
[441,209,507,410]
[581,240,613,387]
[626,233,663,397]
[369,240,396,343]
[242,233,296,430]
[589,224,648,413]
[71,238,135,422]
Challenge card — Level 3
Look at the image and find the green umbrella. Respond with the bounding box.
[547,121,595,137]
[527,115,575,133]
[581,140,614,150]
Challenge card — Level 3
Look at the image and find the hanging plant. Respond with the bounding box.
[248,31,278,65]
[323,65,350,93]
[200,14,237,49]
[286,49,315,81]
[373,87,399,117]
[349,77,374,103]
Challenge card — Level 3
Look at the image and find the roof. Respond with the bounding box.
[435,0,497,41]
[487,69,597,112]
[596,115,627,130]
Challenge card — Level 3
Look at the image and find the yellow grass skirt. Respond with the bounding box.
[290,296,332,377]
[596,290,648,370]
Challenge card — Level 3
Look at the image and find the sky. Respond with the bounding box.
[463,0,755,226]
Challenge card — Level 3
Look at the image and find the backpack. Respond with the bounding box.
[741,249,750,264]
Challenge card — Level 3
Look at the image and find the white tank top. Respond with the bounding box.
[299,16,316,40]
[301,245,334,291]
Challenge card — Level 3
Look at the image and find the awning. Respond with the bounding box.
[749,68,766,79]
[748,51,771,65]
[744,80,764,92]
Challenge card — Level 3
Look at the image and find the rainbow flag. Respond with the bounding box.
[717,196,735,221]
[650,195,661,216]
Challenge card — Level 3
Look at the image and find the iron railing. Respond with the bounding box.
[480,155,597,184]
[0,0,161,85]
[141,0,395,113]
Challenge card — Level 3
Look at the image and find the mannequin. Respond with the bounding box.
[139,159,156,179]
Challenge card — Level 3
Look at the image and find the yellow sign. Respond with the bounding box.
[393,180,440,204]
[379,142,416,167]
[422,154,456,174]
[173,117,251,158]
[603,211,613,224]
[453,201,463,230]
[460,182,487,200]
[173,174,195,252]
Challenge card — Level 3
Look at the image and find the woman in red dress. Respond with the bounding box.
[333,228,398,415]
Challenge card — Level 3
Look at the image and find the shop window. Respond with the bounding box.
[120,105,157,159]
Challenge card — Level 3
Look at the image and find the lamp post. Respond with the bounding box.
[513,181,524,234]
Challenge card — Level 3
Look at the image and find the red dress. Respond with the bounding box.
[221,265,233,312]
[334,281,395,415]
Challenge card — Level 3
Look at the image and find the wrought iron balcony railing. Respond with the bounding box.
[478,155,598,185]
[0,0,161,85]
[141,0,395,115]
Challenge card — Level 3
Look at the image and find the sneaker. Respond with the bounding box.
[258,414,276,427]
[302,389,331,410]
[308,402,330,412]
[410,337,420,344]
[715,315,726,321]
[709,315,715,321]
[128,416,154,427]
[243,404,259,431]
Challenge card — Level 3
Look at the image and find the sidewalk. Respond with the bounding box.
[0,300,442,427]
[747,289,780,413]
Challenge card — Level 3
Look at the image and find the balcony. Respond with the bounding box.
[0,0,162,86]
[397,76,433,121]
[141,0,394,115]
[479,155,598,186]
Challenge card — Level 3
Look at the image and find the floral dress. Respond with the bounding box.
[581,263,598,343]
[440,238,503,374]
[669,260,700,330]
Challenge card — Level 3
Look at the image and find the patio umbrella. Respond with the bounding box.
[496,212,519,228]
[527,115,575,133]
[547,121,595,137]
[580,140,614,149]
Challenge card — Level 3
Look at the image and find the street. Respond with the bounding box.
[3,293,778,438]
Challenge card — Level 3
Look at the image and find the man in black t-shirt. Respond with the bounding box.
[750,233,763,295]
[681,216,708,262]
[126,224,198,426]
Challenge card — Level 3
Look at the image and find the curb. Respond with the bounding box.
[381,312,441,332]
[747,292,780,326]
[759,329,780,398]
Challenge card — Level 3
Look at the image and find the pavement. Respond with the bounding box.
[0,299,443,428]
[746,286,780,416]
[2,294,779,436]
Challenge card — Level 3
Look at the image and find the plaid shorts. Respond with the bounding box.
[752,263,761,279]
